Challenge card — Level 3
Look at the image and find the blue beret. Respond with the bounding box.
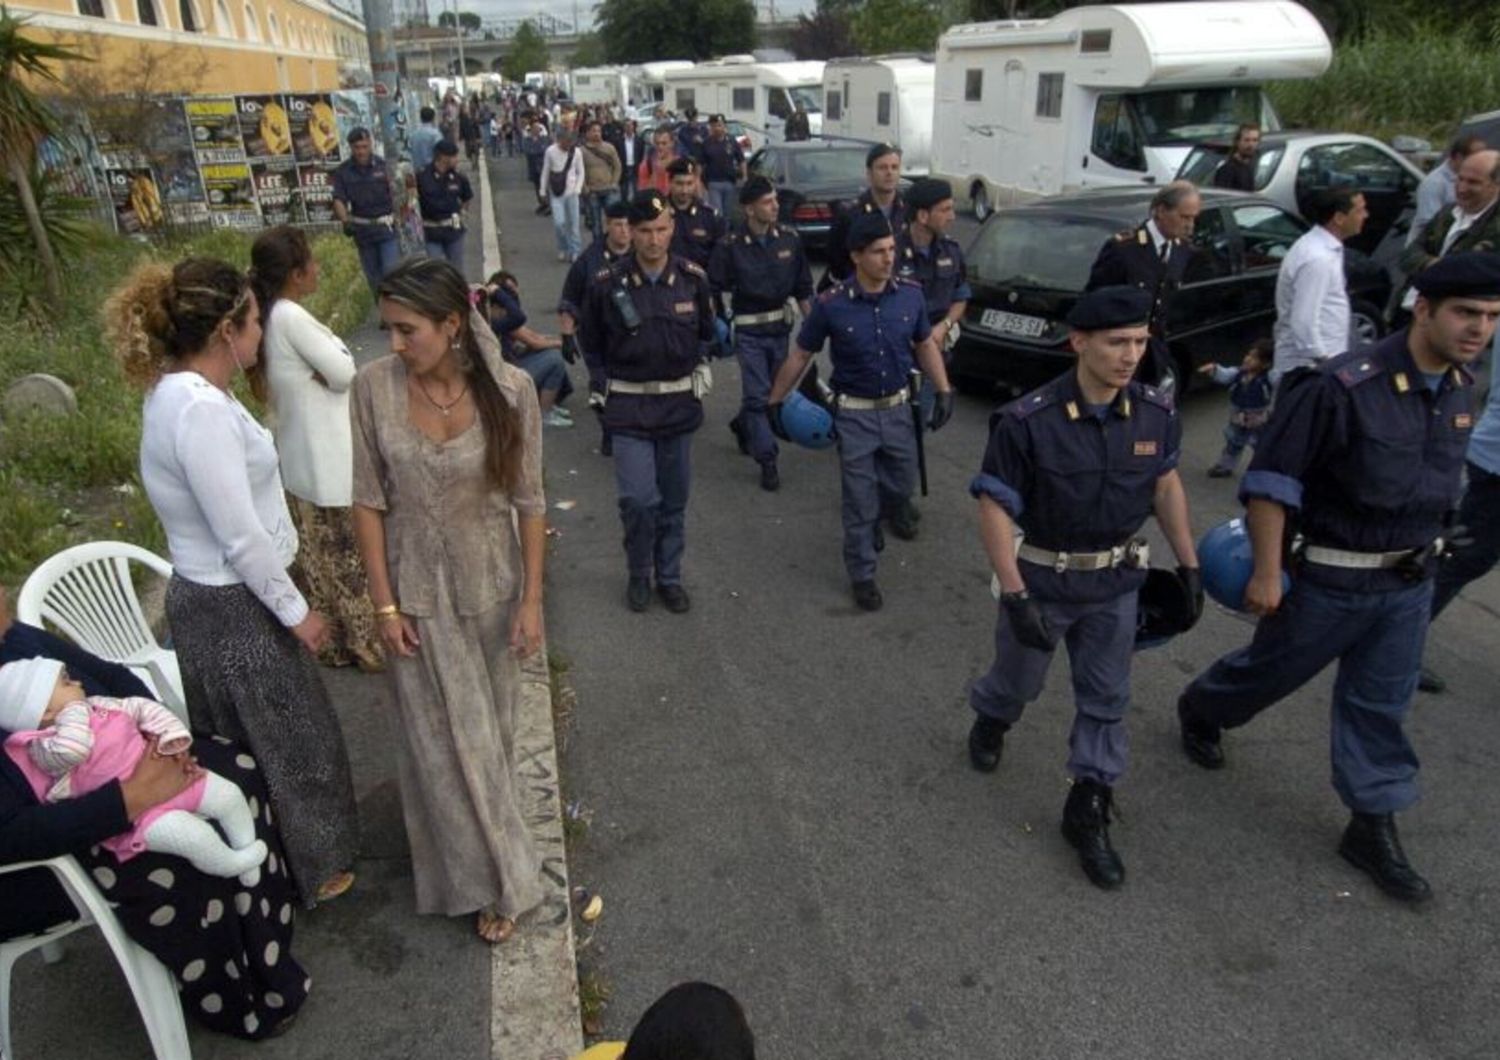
[846,211,893,252]
[604,199,630,220]
[739,175,776,204]
[1411,251,1500,300]
[434,138,459,157]
[628,190,670,224]
[907,178,953,211]
[1067,286,1153,330]
[866,142,901,168]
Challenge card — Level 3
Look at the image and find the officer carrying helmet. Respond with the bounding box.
[331,127,400,295]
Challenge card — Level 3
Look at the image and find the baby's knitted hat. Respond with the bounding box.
[0,657,65,732]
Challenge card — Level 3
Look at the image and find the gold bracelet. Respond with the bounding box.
[373,604,400,618]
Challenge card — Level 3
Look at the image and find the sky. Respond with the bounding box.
[401,0,817,30]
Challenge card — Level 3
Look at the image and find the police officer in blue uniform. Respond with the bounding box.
[1176,253,1500,904]
[1084,181,1200,389]
[766,212,954,612]
[823,142,908,289]
[697,113,746,218]
[415,138,473,272]
[709,175,813,492]
[559,199,634,455]
[666,158,724,270]
[331,127,400,295]
[579,190,717,614]
[968,286,1202,890]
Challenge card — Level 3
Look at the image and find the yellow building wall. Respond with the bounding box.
[14,0,369,95]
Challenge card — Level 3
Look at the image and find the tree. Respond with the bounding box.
[570,31,607,67]
[437,10,480,30]
[596,0,756,63]
[503,20,550,83]
[789,9,856,60]
[0,7,89,308]
[851,0,942,54]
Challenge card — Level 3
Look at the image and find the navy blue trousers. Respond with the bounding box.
[834,405,917,582]
[613,432,692,586]
[970,591,1138,786]
[1181,578,1433,814]
[734,329,787,466]
[355,233,400,295]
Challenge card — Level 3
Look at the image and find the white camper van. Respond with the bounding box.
[822,56,936,173]
[662,58,825,146]
[571,66,632,110]
[930,1,1332,216]
[630,61,695,108]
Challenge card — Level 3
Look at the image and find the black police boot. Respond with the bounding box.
[888,506,919,541]
[729,416,750,456]
[852,580,883,612]
[968,715,1008,773]
[1338,813,1432,904]
[599,427,613,458]
[1177,697,1225,770]
[656,584,691,614]
[626,576,651,613]
[873,524,885,553]
[759,461,780,492]
[905,497,922,524]
[1417,666,1446,694]
[1061,779,1125,890]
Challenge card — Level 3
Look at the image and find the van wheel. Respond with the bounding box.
[970,183,991,221]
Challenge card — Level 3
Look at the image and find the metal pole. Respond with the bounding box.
[361,0,404,164]
[451,0,467,98]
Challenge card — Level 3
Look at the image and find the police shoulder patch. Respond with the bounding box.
[679,258,708,278]
[1113,228,1137,243]
[1330,356,1385,390]
[1006,388,1060,420]
[816,286,840,304]
[1134,382,1175,412]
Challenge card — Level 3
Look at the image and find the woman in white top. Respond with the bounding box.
[104,257,359,908]
[250,226,383,672]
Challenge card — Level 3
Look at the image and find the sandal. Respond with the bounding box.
[315,870,356,904]
[476,907,516,944]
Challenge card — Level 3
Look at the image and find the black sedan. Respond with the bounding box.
[742,140,900,254]
[950,187,1393,397]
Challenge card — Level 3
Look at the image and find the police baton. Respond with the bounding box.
[909,369,928,498]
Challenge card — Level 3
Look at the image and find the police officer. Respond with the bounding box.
[1176,253,1500,904]
[579,190,716,614]
[766,212,954,612]
[709,175,814,492]
[697,113,746,218]
[823,142,908,289]
[967,287,1201,890]
[331,127,400,295]
[893,177,972,536]
[559,199,634,456]
[666,158,724,270]
[415,138,473,272]
[1084,180,1200,388]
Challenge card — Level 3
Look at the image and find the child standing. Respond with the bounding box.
[1197,337,1275,478]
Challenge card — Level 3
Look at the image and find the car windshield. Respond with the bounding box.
[789,86,823,113]
[1176,143,1286,190]
[1128,87,1272,146]
[787,148,868,185]
[968,212,1117,291]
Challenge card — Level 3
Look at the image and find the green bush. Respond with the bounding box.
[0,227,371,589]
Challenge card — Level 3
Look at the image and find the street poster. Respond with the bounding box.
[105,167,165,235]
[184,97,244,165]
[286,93,341,164]
[332,90,382,158]
[200,161,260,228]
[153,99,210,227]
[297,164,338,224]
[236,94,294,164]
[251,161,306,225]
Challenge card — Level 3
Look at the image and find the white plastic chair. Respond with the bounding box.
[0,855,190,1059]
[16,542,187,722]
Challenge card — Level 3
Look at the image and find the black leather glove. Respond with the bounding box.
[341,220,356,237]
[561,333,581,365]
[1002,591,1055,652]
[768,401,790,441]
[928,389,956,432]
[1177,566,1204,629]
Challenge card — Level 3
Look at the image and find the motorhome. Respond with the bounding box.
[929,1,1332,216]
[570,66,632,110]
[662,58,825,146]
[822,56,936,173]
[630,61,695,108]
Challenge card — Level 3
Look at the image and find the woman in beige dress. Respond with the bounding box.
[350,257,545,943]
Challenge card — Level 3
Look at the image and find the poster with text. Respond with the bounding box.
[105,167,164,235]
[251,160,306,225]
[297,164,338,224]
[237,94,294,165]
[184,97,244,165]
[200,161,260,228]
[154,99,209,226]
[286,93,341,164]
[332,90,382,158]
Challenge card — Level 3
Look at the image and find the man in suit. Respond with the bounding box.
[609,118,645,200]
[1084,180,1201,389]
[1398,149,1500,315]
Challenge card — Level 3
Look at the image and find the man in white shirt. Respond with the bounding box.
[1398,149,1500,311]
[540,126,586,262]
[1271,187,1367,379]
[1406,134,1486,246]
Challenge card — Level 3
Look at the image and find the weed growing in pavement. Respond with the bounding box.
[0,226,370,589]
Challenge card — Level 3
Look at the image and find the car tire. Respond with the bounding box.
[1350,299,1387,348]
[970,182,991,221]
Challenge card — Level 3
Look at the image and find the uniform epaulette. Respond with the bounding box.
[1330,356,1386,390]
[816,286,841,304]
[1005,388,1060,420]
[1135,382,1175,411]
[1113,228,1138,243]
[591,266,614,283]
[894,276,923,289]
[679,259,707,278]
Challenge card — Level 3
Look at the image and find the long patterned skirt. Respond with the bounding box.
[166,575,360,908]
[286,494,385,671]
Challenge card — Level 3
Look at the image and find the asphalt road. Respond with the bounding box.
[494,159,1500,1060]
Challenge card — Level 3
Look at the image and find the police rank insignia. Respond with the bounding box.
[1455,413,1473,429]
[1134,441,1158,456]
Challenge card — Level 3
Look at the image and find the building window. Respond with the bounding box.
[242,2,259,39]
[876,91,891,126]
[78,0,107,18]
[1080,29,1111,53]
[178,0,200,31]
[266,10,281,45]
[136,0,158,26]
[212,0,232,34]
[1036,72,1063,119]
[826,90,841,121]
[674,88,694,112]
[731,87,754,112]
[964,69,982,102]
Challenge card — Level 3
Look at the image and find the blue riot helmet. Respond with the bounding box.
[780,391,836,449]
[1199,517,1290,611]
[1135,568,1198,649]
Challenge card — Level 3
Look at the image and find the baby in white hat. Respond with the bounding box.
[0,657,266,884]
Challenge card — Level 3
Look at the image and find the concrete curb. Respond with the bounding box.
[480,154,504,277]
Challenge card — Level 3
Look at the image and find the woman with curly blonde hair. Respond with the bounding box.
[104,257,359,908]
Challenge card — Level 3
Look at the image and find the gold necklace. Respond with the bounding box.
[414,374,469,417]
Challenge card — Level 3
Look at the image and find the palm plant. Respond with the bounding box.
[0,6,89,307]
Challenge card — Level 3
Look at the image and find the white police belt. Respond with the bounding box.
[350,214,396,227]
[606,375,695,396]
[424,215,464,230]
[834,387,909,412]
[1017,540,1150,573]
[1302,544,1432,570]
[734,307,793,327]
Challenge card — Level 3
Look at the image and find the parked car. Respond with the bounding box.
[1456,109,1500,150]
[949,187,1392,396]
[1176,131,1423,270]
[741,140,906,253]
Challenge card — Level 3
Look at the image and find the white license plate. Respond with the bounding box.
[980,309,1047,338]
